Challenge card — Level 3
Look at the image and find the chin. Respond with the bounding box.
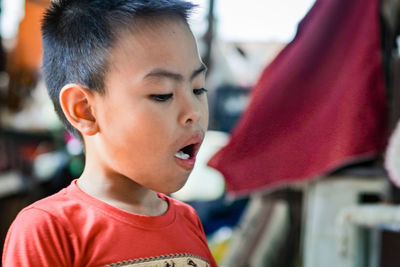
[160,185,185,195]
[160,177,189,195]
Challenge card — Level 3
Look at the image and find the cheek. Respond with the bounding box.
[103,112,170,170]
[120,107,173,150]
[200,98,209,128]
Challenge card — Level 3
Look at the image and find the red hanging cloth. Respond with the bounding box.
[208,0,388,197]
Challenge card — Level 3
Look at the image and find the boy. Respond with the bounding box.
[2,0,217,266]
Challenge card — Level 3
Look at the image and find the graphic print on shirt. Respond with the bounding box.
[105,253,210,267]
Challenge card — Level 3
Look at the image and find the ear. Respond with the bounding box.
[59,84,99,136]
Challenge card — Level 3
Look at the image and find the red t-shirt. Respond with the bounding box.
[3,180,217,267]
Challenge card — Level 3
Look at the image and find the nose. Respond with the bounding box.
[178,91,202,126]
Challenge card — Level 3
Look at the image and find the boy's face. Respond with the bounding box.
[90,17,209,194]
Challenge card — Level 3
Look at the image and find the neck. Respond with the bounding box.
[77,155,168,216]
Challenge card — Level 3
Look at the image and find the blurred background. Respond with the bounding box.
[2,0,400,266]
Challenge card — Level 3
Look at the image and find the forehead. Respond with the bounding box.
[106,16,201,81]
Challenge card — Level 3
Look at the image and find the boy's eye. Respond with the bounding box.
[193,88,208,96]
[150,93,173,102]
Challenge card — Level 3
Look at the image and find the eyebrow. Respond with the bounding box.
[144,63,207,82]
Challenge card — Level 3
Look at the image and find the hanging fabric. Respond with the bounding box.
[208,0,387,197]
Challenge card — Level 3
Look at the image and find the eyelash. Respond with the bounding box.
[150,94,173,102]
[193,88,208,95]
[150,88,208,102]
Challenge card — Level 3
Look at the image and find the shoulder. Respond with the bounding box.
[3,206,75,266]
[7,183,83,239]
[5,187,79,245]
[5,205,72,245]
[2,182,87,266]
[24,181,89,221]
[10,205,62,228]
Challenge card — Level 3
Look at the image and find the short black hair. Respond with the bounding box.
[41,0,196,139]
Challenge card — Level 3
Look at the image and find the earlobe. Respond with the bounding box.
[59,84,99,136]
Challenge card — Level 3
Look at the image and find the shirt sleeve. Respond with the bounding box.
[2,207,74,267]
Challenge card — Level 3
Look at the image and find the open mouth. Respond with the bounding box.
[174,144,196,160]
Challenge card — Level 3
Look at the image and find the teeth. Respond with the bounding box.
[175,150,190,160]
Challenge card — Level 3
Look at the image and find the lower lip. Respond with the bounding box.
[174,156,196,170]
